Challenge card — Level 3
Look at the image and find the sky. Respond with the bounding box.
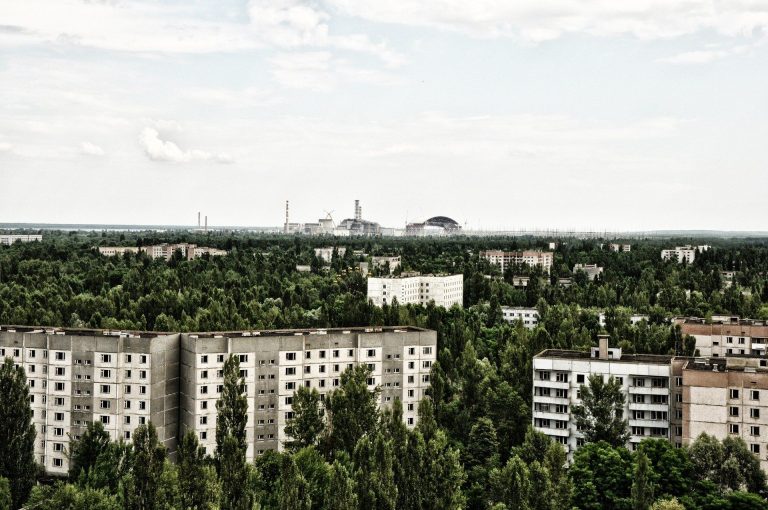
[0,0,767,231]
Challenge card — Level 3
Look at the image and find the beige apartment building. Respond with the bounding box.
[367,274,463,308]
[1,325,436,474]
[98,243,226,261]
[682,356,768,472]
[480,250,554,274]
[678,317,768,357]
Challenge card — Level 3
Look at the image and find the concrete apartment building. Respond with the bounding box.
[371,256,401,274]
[480,250,554,274]
[367,274,463,308]
[661,245,711,264]
[0,326,179,476]
[98,244,226,261]
[682,356,768,472]
[532,336,679,460]
[501,307,539,329]
[314,247,346,263]
[0,234,43,245]
[573,263,604,281]
[1,325,435,474]
[180,327,436,460]
[678,317,768,357]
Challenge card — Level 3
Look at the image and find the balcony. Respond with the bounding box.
[628,386,669,396]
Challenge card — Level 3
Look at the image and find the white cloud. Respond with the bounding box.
[0,141,12,153]
[327,0,768,42]
[659,44,751,64]
[80,141,105,156]
[269,51,401,90]
[138,127,232,164]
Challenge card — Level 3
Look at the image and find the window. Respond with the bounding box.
[100,400,110,409]
[367,349,376,358]
[423,347,432,355]
[200,416,208,425]
[319,350,326,359]
[200,431,207,440]
[556,373,568,383]
[140,370,147,379]
[239,369,247,378]
[124,401,131,409]
[100,369,111,378]
[304,366,311,374]
[100,385,111,394]
[408,348,415,355]
[305,351,311,360]
[54,412,64,421]
[730,389,740,399]
[100,416,110,424]
[752,390,760,401]
[139,401,147,410]
[200,386,209,394]
[53,458,63,468]
[55,382,65,392]
[751,444,761,455]
[201,355,208,363]
[633,377,645,387]
[217,355,224,363]
[100,354,112,363]
[751,408,760,419]
[201,401,208,410]
[576,374,585,384]
[538,371,550,381]
[125,354,132,363]
[286,352,296,361]
[54,397,64,406]
[140,355,147,364]
[752,426,761,436]
[285,396,293,405]
[285,367,296,376]
[675,377,683,386]
[285,382,296,390]
[55,367,65,376]
[333,350,339,358]
[55,352,65,361]
[730,407,740,417]
[239,354,248,363]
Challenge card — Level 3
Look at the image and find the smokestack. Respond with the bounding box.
[204,215,208,234]
[198,211,201,228]
[598,334,609,359]
[285,200,289,234]
[355,199,361,221]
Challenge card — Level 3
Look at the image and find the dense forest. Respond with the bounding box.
[2,231,768,509]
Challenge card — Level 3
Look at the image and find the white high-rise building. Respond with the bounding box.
[532,336,679,460]
[0,234,42,245]
[501,307,539,329]
[480,250,554,273]
[367,274,463,308]
[661,245,710,264]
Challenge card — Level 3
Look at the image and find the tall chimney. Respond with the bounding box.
[354,199,361,221]
[204,215,208,234]
[198,211,201,228]
[285,200,290,234]
[598,334,609,359]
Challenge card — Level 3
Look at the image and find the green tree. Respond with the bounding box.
[464,417,500,510]
[294,447,331,510]
[489,455,531,510]
[126,422,167,510]
[177,430,220,510]
[69,421,111,480]
[649,498,684,510]
[24,482,120,510]
[322,461,357,510]
[570,441,632,510]
[572,374,630,447]
[216,355,252,510]
[324,365,380,456]
[353,433,397,510]
[285,386,325,452]
[0,358,36,509]
[0,477,10,510]
[631,452,655,510]
[279,454,311,510]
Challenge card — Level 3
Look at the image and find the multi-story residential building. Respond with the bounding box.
[314,247,346,263]
[371,256,401,273]
[532,336,677,460]
[601,243,631,252]
[598,312,649,328]
[367,274,463,308]
[180,326,436,460]
[98,244,226,261]
[501,307,539,329]
[0,326,179,476]
[677,317,768,357]
[661,245,711,264]
[573,263,604,281]
[0,234,42,245]
[1,325,436,474]
[98,246,140,256]
[480,250,554,274]
[682,356,768,472]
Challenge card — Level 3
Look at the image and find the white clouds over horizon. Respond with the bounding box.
[138,127,233,164]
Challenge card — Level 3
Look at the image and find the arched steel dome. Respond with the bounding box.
[424,216,460,229]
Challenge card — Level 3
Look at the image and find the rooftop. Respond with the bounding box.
[535,348,674,364]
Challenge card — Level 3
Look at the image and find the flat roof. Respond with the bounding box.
[0,324,429,339]
[535,348,674,364]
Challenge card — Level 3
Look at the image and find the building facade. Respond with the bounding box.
[371,256,401,273]
[367,274,463,308]
[0,234,42,245]
[532,337,678,460]
[501,307,539,329]
[678,317,768,357]
[573,263,604,281]
[180,327,436,460]
[480,250,554,274]
[1,325,435,474]
[98,244,226,261]
[98,246,140,256]
[661,245,711,264]
[0,326,179,476]
[314,247,346,263]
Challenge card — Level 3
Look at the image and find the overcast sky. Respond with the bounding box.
[1,0,767,231]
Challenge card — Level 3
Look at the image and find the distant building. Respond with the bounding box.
[98,244,226,261]
[598,312,648,327]
[602,243,631,252]
[532,336,679,460]
[406,216,462,236]
[0,234,42,245]
[573,263,604,281]
[677,317,768,357]
[336,200,381,236]
[372,256,401,273]
[512,276,530,288]
[557,277,573,287]
[367,274,463,308]
[502,307,539,329]
[314,247,346,263]
[98,246,140,256]
[661,246,710,264]
[480,250,554,273]
[295,265,311,273]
